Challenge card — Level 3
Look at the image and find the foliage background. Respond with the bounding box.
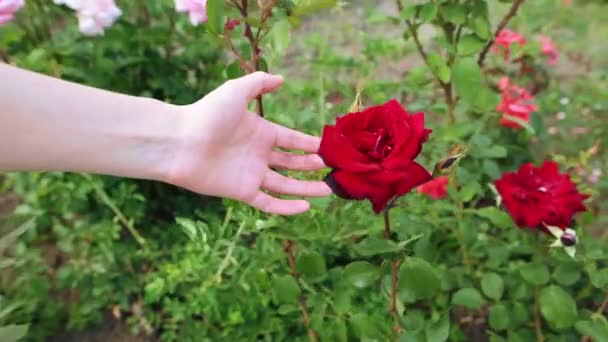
[1,0,608,341]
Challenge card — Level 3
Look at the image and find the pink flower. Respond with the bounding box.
[492,29,526,61]
[540,35,559,65]
[417,176,449,200]
[0,0,24,27]
[54,0,122,36]
[496,76,538,129]
[175,0,207,26]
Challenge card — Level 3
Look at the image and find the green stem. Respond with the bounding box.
[384,208,402,335]
[82,174,146,246]
[456,202,474,274]
[283,240,318,342]
[534,287,544,342]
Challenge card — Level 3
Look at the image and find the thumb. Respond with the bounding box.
[227,71,284,101]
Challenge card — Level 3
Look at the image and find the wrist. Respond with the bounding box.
[122,97,185,183]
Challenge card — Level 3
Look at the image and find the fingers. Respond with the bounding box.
[228,71,284,101]
[262,170,332,197]
[248,191,311,215]
[269,150,326,171]
[271,123,321,152]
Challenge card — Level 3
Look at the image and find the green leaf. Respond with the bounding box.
[540,285,578,330]
[425,314,450,342]
[474,145,508,159]
[441,4,466,25]
[403,310,425,332]
[176,217,198,241]
[0,219,34,253]
[428,53,451,83]
[270,18,291,54]
[354,237,401,256]
[296,252,327,279]
[350,313,381,338]
[452,288,485,309]
[474,207,513,228]
[330,319,348,342]
[225,61,244,79]
[590,268,608,288]
[419,3,438,22]
[0,324,28,342]
[553,264,581,286]
[272,275,301,304]
[206,0,224,34]
[575,316,608,341]
[458,35,486,56]
[343,261,379,289]
[473,17,491,39]
[519,263,550,286]
[489,304,510,331]
[293,0,337,16]
[400,5,417,20]
[398,257,441,302]
[481,273,504,301]
[452,57,482,108]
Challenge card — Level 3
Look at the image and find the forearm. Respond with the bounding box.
[0,63,180,182]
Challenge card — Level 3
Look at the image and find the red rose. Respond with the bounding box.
[496,77,537,129]
[319,99,432,213]
[494,161,589,231]
[417,176,448,200]
[492,29,526,61]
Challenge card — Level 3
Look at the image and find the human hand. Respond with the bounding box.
[166,72,332,215]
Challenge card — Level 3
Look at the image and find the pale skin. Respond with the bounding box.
[0,63,332,215]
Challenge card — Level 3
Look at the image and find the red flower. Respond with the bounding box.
[492,29,526,61]
[539,35,559,65]
[496,77,538,129]
[494,161,589,231]
[224,18,241,31]
[319,99,432,213]
[417,176,448,200]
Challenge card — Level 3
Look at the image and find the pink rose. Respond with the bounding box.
[54,0,122,36]
[539,35,559,65]
[0,0,25,27]
[174,0,208,26]
[492,29,526,61]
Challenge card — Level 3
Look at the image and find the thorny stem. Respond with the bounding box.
[384,208,402,335]
[478,0,527,68]
[239,0,265,117]
[534,287,545,342]
[284,240,318,342]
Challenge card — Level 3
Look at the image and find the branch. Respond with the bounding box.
[284,240,318,342]
[596,292,608,314]
[224,30,255,73]
[477,0,527,67]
